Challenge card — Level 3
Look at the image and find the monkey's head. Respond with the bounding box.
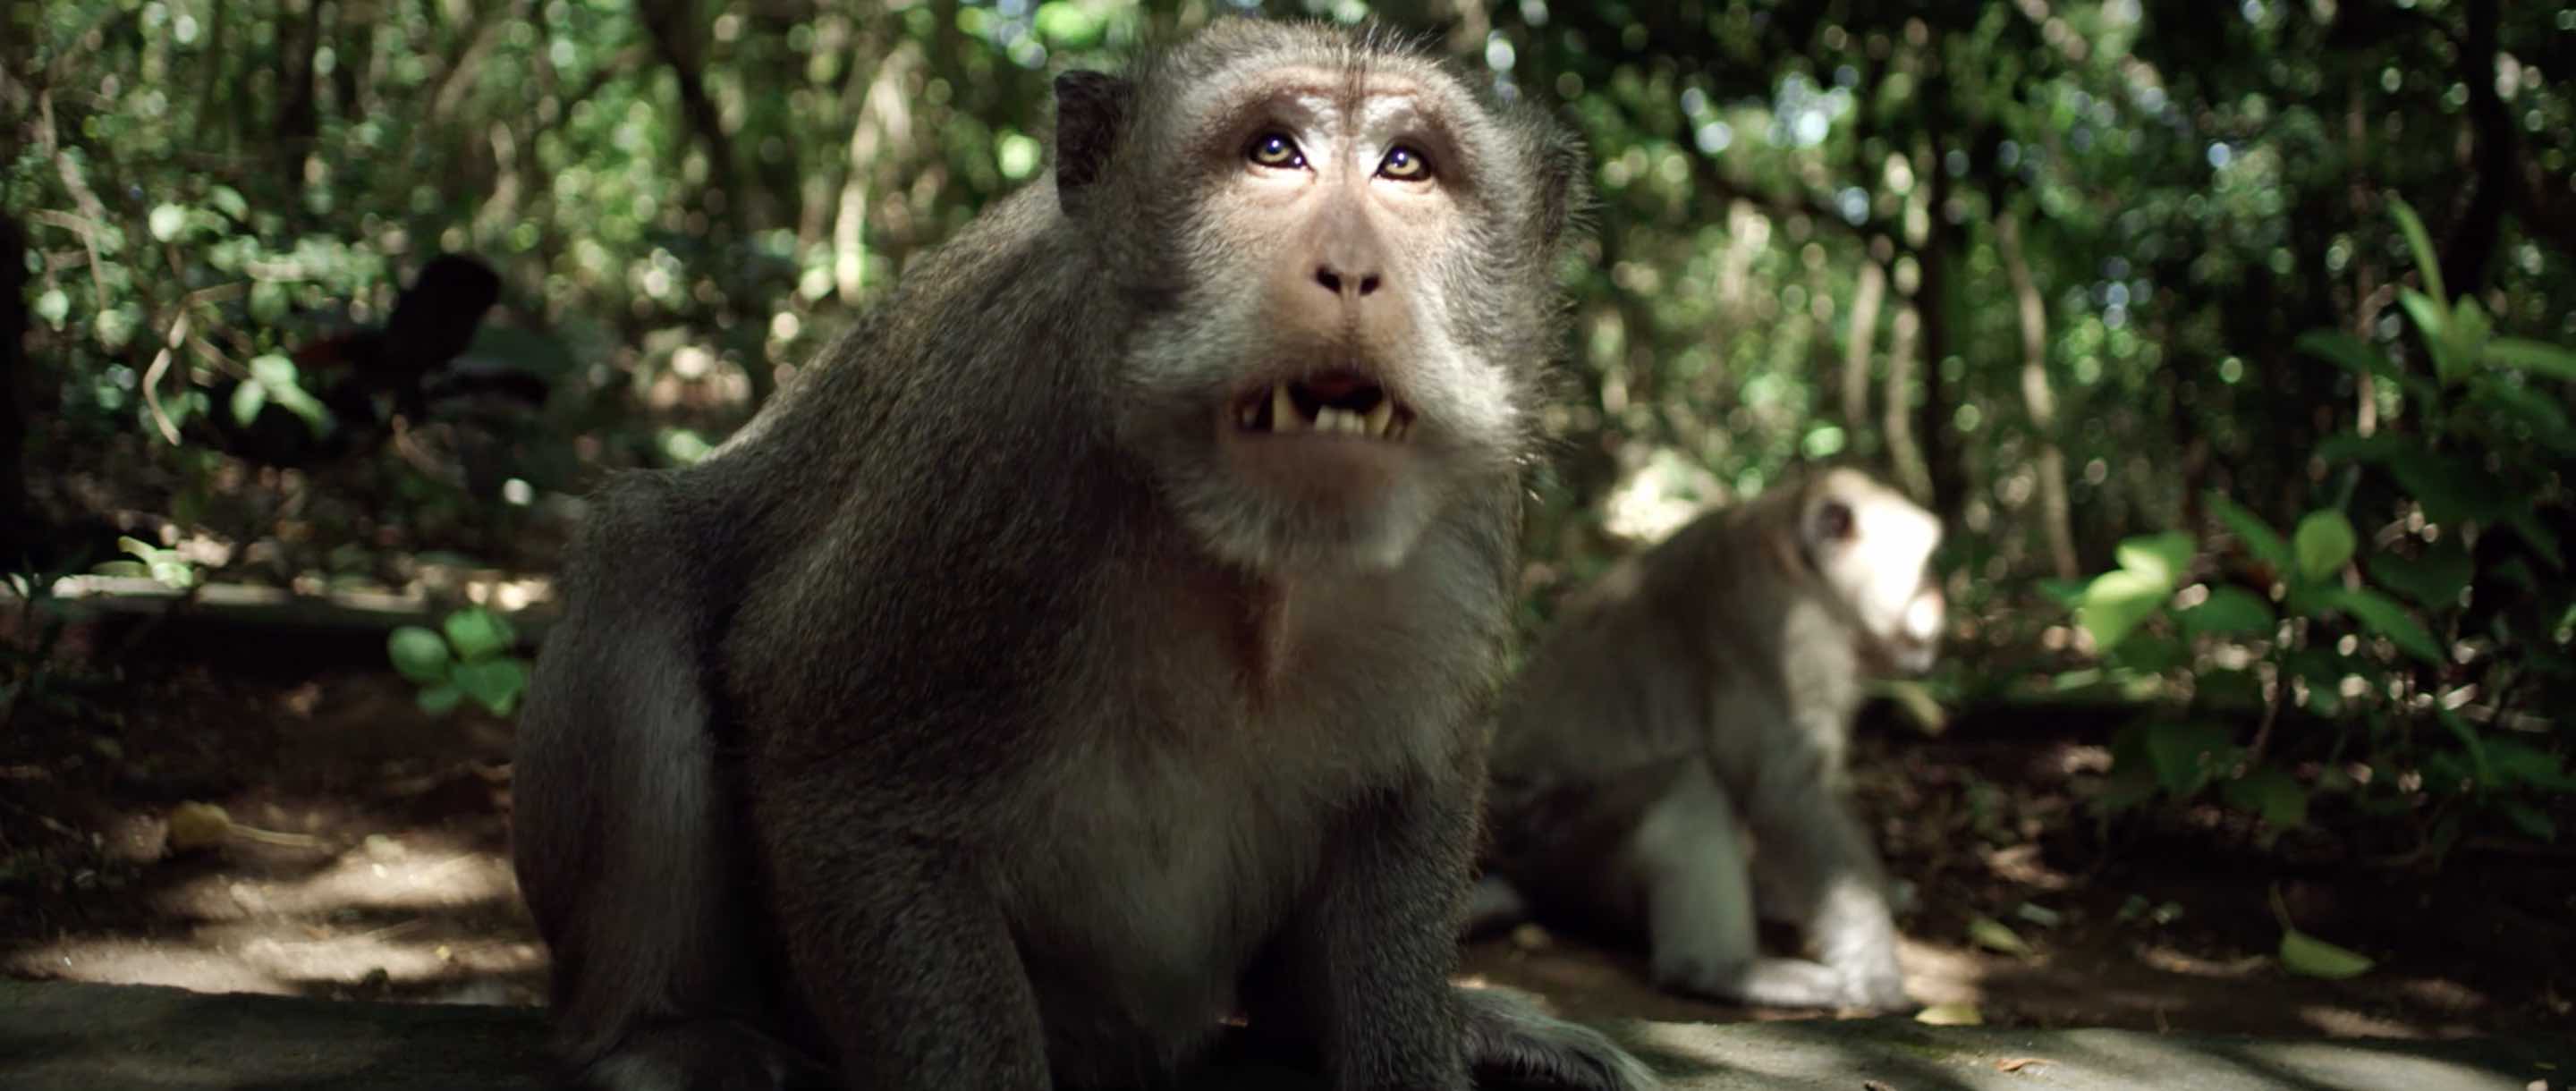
[1797,469,1946,676]
[1052,20,1590,575]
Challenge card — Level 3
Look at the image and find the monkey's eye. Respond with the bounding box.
[1248,131,1306,170]
[1377,145,1433,181]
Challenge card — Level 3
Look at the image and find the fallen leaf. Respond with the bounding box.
[2279,926,2375,980]
[1997,1057,2048,1072]
[166,801,234,851]
[1968,914,2035,956]
[1916,1002,1984,1026]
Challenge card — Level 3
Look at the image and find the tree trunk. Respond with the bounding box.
[1842,258,1885,440]
[834,39,923,306]
[638,0,745,238]
[1885,303,1928,502]
[1996,212,2078,579]
[2441,0,2509,300]
[276,0,326,198]
[0,213,30,564]
[1913,134,1965,516]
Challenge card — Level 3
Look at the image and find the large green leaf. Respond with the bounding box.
[2140,720,2236,798]
[2399,288,2451,375]
[416,683,465,717]
[229,380,268,427]
[2221,765,2309,829]
[2207,491,2291,572]
[2388,198,2445,304]
[2506,510,2566,571]
[442,607,519,662]
[2366,543,2472,612]
[2116,530,2196,588]
[2469,380,2576,454]
[2295,330,2391,379]
[2292,510,2357,583]
[2485,739,2576,792]
[2441,297,2494,385]
[451,658,530,716]
[2485,337,2576,382]
[387,626,453,685]
[2183,585,2277,637]
[2079,570,2169,653]
[2325,444,2519,528]
[2436,708,2494,790]
[2313,586,2445,665]
[2299,330,2440,405]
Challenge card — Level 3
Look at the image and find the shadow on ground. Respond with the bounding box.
[4,979,2567,1091]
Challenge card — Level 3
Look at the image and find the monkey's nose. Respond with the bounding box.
[1313,265,1383,299]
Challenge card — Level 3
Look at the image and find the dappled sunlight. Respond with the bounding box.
[13,825,538,1005]
[146,832,519,920]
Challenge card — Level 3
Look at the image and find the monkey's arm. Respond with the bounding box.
[750,778,1053,1090]
[1255,778,1477,1091]
[1741,724,1911,1013]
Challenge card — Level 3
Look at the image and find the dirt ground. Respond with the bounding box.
[3,618,2572,1044]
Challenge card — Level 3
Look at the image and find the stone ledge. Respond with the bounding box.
[1,980,2564,1090]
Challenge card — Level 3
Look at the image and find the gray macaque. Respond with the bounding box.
[1470,467,1945,1014]
[510,18,1656,1091]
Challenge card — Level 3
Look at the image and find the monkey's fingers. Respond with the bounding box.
[1456,985,1662,1091]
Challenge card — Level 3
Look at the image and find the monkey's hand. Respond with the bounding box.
[1457,985,1661,1091]
[1809,881,1912,1014]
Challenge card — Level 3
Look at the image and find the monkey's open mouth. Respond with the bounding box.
[1230,371,1414,440]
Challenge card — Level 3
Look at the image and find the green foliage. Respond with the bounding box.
[388,608,530,717]
[2063,198,2575,858]
[11,0,2573,885]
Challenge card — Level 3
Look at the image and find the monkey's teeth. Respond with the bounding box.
[1246,381,1407,439]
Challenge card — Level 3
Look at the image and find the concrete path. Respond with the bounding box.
[1,980,2565,1089]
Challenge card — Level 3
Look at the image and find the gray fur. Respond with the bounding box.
[512,18,1647,1091]
[1474,468,1944,1014]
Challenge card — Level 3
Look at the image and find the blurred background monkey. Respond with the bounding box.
[1470,466,1945,1013]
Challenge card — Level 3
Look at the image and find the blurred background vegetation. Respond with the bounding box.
[4,0,2573,876]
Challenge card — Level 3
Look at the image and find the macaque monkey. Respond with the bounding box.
[511,19,1656,1091]
[1470,467,1944,1014]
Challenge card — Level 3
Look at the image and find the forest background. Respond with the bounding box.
[3,0,2572,1038]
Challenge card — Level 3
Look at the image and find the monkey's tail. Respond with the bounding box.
[1456,985,1663,1091]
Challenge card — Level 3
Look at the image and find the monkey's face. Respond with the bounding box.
[1077,22,1585,576]
[1803,471,1947,677]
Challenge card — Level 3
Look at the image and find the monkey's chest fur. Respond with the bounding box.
[998,548,1496,1074]
[732,513,1506,1079]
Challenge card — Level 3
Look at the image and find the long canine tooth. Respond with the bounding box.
[1271,383,1300,432]
[1365,400,1394,436]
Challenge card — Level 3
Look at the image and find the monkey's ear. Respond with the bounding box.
[1812,499,1856,544]
[1053,70,1134,209]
